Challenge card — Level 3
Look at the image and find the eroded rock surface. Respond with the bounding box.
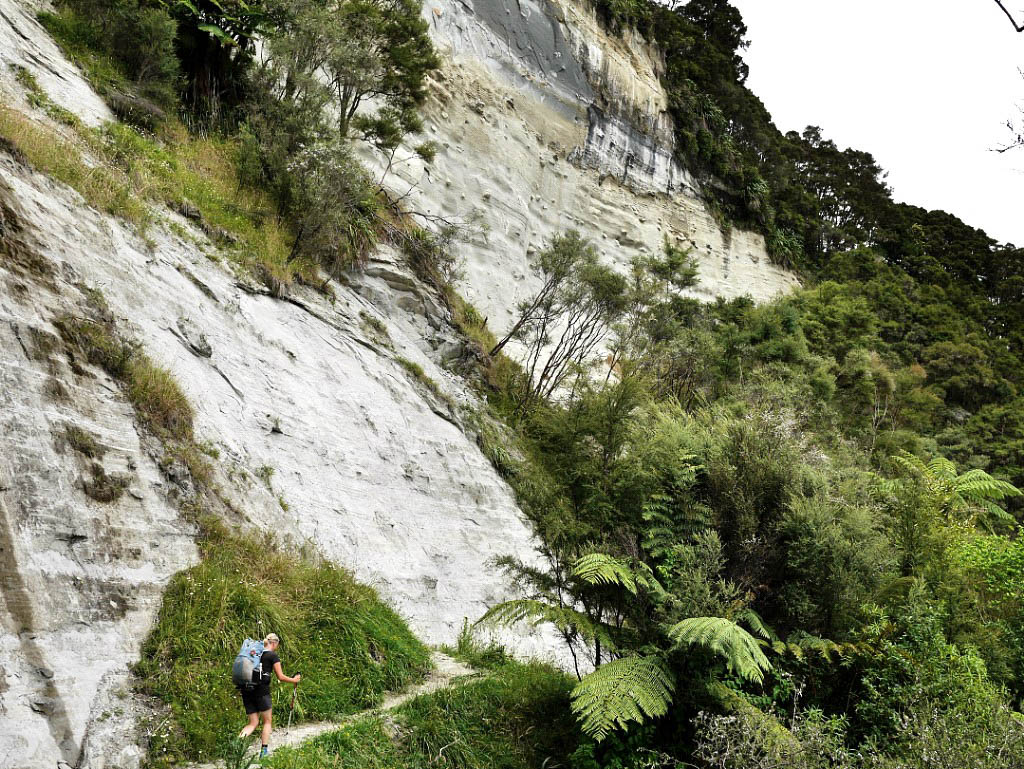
[0,178,198,767]
[0,0,112,126]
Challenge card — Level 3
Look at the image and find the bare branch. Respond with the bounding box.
[993,0,1024,31]
[995,69,1024,153]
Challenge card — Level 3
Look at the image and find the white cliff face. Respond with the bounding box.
[359,0,799,339]
[0,180,199,767]
[0,0,112,126]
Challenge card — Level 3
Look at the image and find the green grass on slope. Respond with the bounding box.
[135,520,431,765]
[265,660,578,769]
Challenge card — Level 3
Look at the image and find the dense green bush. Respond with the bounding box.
[849,594,1019,752]
[463,230,1024,759]
[40,1,179,107]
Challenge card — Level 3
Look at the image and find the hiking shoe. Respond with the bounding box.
[260,746,269,758]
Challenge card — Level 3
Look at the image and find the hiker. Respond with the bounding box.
[237,633,301,757]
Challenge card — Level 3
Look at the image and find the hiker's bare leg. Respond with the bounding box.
[239,712,259,738]
[260,709,273,745]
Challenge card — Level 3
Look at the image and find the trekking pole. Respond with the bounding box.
[286,678,299,734]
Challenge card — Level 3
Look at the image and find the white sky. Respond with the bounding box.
[731,0,1024,246]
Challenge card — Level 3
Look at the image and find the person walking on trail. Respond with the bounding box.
[238,633,301,757]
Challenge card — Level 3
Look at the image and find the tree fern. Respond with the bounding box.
[667,617,772,684]
[570,655,675,741]
[881,451,1021,529]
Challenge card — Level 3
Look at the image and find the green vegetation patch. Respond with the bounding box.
[36,7,137,102]
[64,423,105,458]
[395,356,453,407]
[11,64,82,127]
[54,314,195,443]
[136,519,431,764]
[82,461,128,502]
[266,659,577,769]
[1,84,314,292]
[0,104,150,224]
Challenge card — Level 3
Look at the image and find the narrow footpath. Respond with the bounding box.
[185,651,477,769]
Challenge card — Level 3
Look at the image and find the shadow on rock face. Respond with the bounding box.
[1,422,81,764]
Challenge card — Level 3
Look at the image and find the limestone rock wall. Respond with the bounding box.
[0,177,199,766]
[0,140,567,764]
[0,148,559,766]
[0,0,112,127]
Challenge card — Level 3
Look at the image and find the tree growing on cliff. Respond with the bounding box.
[263,0,438,151]
[495,232,629,414]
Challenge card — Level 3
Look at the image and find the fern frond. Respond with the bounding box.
[890,452,924,477]
[926,455,957,481]
[570,655,675,741]
[642,492,713,557]
[737,608,776,642]
[882,453,1022,524]
[642,493,676,559]
[476,599,616,651]
[955,470,1022,501]
[978,500,1017,532]
[787,634,857,661]
[573,553,663,596]
[667,617,772,684]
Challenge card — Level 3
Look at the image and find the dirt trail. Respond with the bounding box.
[185,651,476,768]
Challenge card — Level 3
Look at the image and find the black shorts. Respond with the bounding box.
[240,689,272,714]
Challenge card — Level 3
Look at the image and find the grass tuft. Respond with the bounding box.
[126,356,195,441]
[396,356,454,408]
[359,311,392,348]
[83,462,128,502]
[54,314,194,443]
[444,620,512,671]
[0,105,150,224]
[64,423,105,459]
[11,64,82,128]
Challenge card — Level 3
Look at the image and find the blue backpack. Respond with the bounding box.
[232,638,267,691]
